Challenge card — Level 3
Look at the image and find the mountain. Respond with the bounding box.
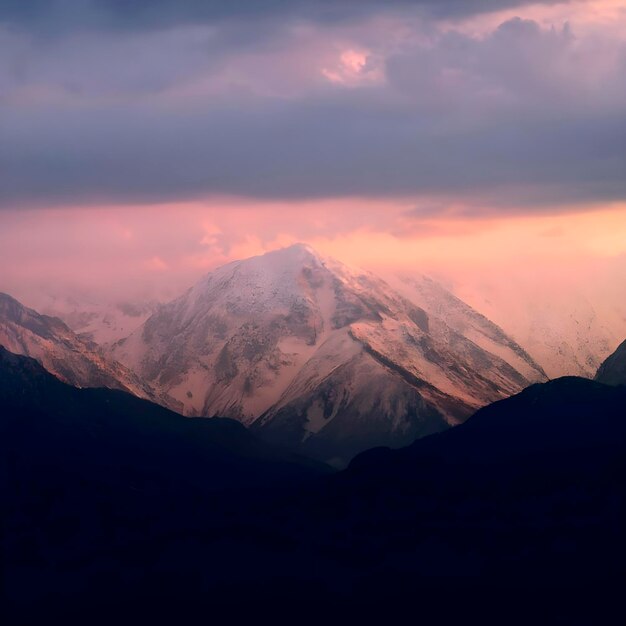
[0,292,175,408]
[0,345,323,485]
[113,244,546,465]
[349,375,626,472]
[388,273,546,383]
[1,346,326,622]
[309,376,626,619]
[596,338,626,386]
[5,348,624,624]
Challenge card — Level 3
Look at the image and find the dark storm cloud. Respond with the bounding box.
[3,93,624,209]
[0,1,568,34]
[0,5,625,212]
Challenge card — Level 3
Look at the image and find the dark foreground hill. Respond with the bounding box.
[2,347,625,624]
[0,347,326,622]
[288,376,626,623]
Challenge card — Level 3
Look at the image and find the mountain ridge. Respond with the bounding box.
[0,291,178,410]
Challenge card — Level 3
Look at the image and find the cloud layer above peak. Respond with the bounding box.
[0,1,570,33]
[1,0,625,213]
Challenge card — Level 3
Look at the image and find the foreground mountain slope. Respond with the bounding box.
[1,346,325,622]
[307,376,626,614]
[596,338,626,386]
[0,346,323,499]
[349,376,626,472]
[0,292,175,408]
[113,244,545,464]
[5,350,624,624]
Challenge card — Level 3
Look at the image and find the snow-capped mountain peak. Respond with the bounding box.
[113,245,547,465]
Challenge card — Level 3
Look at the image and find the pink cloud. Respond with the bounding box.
[1,198,625,318]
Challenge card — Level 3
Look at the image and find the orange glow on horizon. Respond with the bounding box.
[1,196,624,312]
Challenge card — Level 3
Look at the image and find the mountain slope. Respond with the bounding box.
[0,292,175,408]
[113,244,546,465]
[0,345,324,485]
[388,273,547,383]
[596,338,626,386]
[1,346,326,621]
[305,376,626,615]
[349,376,626,472]
[6,349,624,624]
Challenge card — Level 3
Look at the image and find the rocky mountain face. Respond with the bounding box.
[388,273,546,383]
[113,244,546,465]
[0,292,176,409]
[595,338,626,386]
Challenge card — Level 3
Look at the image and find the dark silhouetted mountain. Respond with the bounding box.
[349,375,626,470]
[295,376,626,623]
[0,346,325,623]
[596,338,626,386]
[0,345,323,487]
[113,244,545,466]
[4,349,624,624]
[0,292,177,409]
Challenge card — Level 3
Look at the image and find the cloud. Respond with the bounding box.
[2,200,625,316]
[0,1,569,35]
[0,5,624,213]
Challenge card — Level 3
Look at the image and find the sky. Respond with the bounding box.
[0,0,625,313]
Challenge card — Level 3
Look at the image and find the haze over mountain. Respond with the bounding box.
[39,293,161,347]
[0,292,175,409]
[113,244,546,464]
[596,338,626,387]
[451,275,626,379]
